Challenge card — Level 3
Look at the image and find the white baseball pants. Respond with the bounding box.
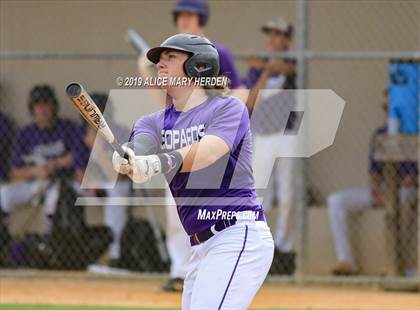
[182,220,274,310]
[327,185,417,267]
[0,179,60,216]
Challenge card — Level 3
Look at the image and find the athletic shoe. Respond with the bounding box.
[332,261,358,276]
[161,277,184,292]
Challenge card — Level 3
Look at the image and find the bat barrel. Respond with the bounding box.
[66,82,83,98]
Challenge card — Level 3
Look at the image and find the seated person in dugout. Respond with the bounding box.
[0,85,80,238]
[327,89,418,276]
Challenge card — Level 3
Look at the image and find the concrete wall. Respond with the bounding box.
[1,0,419,201]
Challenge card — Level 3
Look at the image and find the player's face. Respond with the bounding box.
[265,30,291,51]
[32,100,55,126]
[157,50,189,80]
[176,11,201,34]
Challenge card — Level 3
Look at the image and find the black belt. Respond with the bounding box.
[190,211,265,246]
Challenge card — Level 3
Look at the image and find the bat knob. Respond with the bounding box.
[66,82,83,98]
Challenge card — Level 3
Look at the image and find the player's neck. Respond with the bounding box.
[172,88,208,112]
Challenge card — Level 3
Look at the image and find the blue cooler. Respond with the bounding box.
[388,59,419,134]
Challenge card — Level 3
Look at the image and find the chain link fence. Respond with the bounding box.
[0,0,419,289]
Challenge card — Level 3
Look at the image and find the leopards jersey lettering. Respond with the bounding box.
[161,124,205,150]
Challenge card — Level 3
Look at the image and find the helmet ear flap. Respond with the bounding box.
[184,53,220,78]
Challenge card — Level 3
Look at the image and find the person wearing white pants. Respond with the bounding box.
[112,33,274,310]
[0,84,78,236]
[253,132,299,275]
[328,183,417,275]
[327,107,417,275]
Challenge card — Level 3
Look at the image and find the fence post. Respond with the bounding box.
[294,0,308,281]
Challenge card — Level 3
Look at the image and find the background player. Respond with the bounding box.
[244,17,298,274]
[327,89,418,276]
[72,93,131,270]
[113,33,274,310]
[0,85,78,238]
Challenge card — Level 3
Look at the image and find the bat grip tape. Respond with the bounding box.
[112,141,130,160]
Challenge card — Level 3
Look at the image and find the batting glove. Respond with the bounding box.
[112,144,135,175]
[130,155,162,184]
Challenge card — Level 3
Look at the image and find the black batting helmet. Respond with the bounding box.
[28,84,59,115]
[146,33,219,78]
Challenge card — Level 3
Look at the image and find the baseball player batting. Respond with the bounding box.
[112,33,274,310]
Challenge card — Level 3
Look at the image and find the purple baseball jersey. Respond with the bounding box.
[12,118,79,168]
[213,42,243,89]
[130,96,262,235]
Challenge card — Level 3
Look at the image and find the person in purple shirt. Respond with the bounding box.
[0,85,78,236]
[328,89,418,276]
[72,93,131,269]
[137,0,247,292]
[113,34,274,310]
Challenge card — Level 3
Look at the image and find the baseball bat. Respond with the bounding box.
[127,28,150,54]
[65,82,129,160]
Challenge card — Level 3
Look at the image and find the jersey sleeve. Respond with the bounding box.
[129,114,160,148]
[205,97,249,151]
[243,67,263,89]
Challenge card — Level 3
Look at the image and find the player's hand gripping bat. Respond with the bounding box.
[65,82,130,161]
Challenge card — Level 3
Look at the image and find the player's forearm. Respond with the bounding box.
[51,153,73,169]
[11,166,43,181]
[245,71,270,115]
[276,61,295,75]
[114,135,229,182]
[176,136,229,172]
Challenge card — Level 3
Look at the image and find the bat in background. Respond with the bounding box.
[65,82,130,160]
[126,28,150,54]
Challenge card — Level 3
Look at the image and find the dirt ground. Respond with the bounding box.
[0,272,419,310]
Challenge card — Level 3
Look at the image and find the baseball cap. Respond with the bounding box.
[261,17,293,37]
